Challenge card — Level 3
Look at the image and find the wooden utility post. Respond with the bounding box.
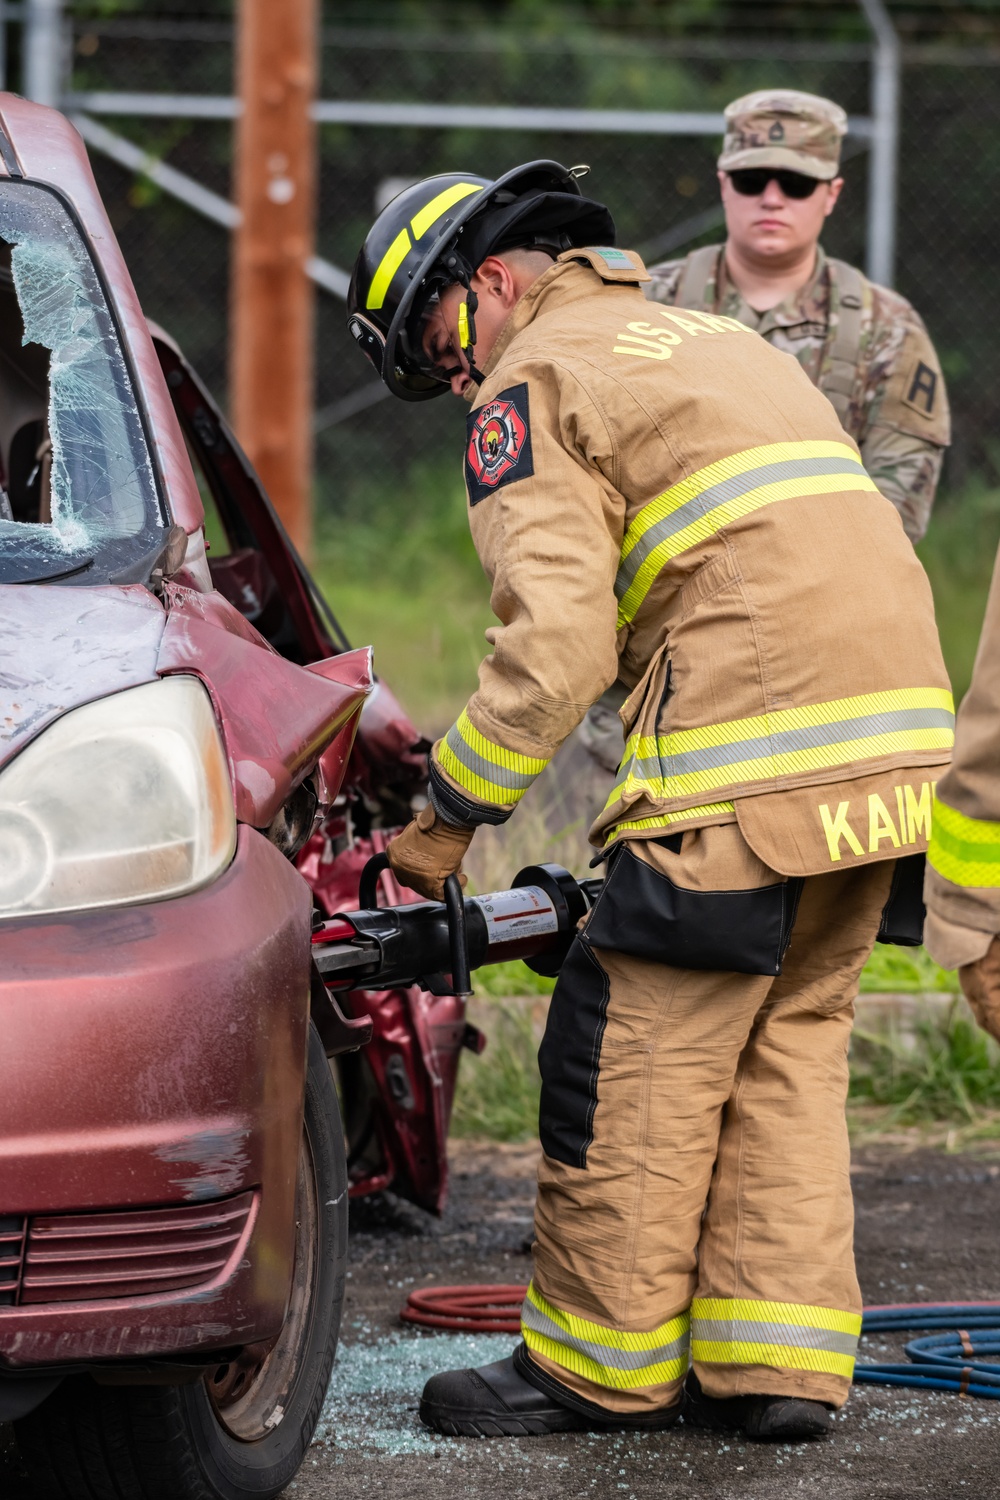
[231,0,318,557]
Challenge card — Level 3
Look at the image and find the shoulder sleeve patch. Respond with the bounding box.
[558,246,650,283]
[465,382,534,506]
[875,317,951,447]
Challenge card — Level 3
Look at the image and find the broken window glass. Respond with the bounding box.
[0,182,163,583]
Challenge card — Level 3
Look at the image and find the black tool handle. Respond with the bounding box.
[358,851,390,910]
[444,873,472,996]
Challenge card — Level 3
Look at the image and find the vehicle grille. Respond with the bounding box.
[0,1217,27,1307]
[0,1192,255,1306]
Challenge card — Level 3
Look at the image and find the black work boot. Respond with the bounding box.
[418,1343,682,1438]
[682,1371,833,1441]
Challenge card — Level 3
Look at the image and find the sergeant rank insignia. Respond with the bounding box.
[465,382,534,505]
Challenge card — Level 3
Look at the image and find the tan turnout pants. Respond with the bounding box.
[521,826,894,1415]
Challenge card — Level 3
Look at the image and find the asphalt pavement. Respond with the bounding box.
[291,1138,1000,1500]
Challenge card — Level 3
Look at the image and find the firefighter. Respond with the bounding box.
[346,162,953,1441]
[924,549,1000,1033]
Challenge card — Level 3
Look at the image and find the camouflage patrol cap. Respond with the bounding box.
[718,89,847,181]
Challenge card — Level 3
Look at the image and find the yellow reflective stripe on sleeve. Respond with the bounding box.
[691,1296,861,1380]
[616,440,878,628]
[604,802,735,844]
[606,688,954,807]
[410,181,482,239]
[437,709,549,808]
[521,1281,690,1392]
[927,796,1000,888]
[366,226,412,311]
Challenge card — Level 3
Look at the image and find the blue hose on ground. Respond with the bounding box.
[855,1303,1000,1398]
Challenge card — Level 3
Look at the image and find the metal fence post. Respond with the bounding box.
[24,0,63,105]
[858,0,900,287]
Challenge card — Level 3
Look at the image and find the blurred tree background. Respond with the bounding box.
[58,0,1000,726]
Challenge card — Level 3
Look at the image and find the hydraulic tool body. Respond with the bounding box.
[311,856,603,996]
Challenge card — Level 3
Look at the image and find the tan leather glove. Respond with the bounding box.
[386,804,474,902]
[959,934,1000,1042]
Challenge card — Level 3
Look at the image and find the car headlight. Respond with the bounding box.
[0,675,236,919]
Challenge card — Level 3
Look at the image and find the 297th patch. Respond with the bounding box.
[465,383,534,505]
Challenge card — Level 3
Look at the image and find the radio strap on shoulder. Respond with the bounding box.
[821,257,871,429]
[673,244,724,310]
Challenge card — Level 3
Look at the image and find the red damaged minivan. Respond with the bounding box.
[0,96,472,1498]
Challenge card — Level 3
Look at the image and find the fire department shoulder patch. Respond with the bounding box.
[465,383,534,506]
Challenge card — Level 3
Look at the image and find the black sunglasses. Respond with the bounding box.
[727,169,821,200]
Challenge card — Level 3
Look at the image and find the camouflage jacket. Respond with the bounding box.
[646,245,951,543]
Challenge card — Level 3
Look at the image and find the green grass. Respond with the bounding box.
[474,960,556,998]
[313,460,492,734]
[849,1001,1000,1126]
[450,1000,543,1141]
[859,944,959,993]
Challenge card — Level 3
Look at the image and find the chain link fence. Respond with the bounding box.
[44,12,1000,518]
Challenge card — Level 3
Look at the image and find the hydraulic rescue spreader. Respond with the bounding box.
[310,856,602,997]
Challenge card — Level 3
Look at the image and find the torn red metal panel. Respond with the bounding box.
[156,583,372,827]
[299,827,467,1214]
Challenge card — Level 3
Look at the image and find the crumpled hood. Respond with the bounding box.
[0,584,165,771]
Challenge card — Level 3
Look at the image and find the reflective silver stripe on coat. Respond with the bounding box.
[612,704,955,791]
[615,454,870,600]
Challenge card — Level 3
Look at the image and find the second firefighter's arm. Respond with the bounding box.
[430,362,624,830]
[924,547,1000,970]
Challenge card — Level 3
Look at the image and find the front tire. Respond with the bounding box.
[15,1023,347,1500]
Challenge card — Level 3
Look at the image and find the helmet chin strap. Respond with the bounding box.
[457,285,487,387]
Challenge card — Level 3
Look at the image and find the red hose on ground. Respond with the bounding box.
[400,1284,526,1333]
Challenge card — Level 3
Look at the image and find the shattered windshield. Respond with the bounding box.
[0,182,163,583]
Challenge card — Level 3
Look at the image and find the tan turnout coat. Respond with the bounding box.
[433,247,953,874]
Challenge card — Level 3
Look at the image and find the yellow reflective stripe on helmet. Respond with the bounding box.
[692,1296,861,1380]
[616,440,877,628]
[366,226,412,311]
[521,1281,690,1391]
[927,796,1000,888]
[605,688,954,807]
[437,710,549,808]
[366,183,483,312]
[605,803,735,844]
[410,181,482,240]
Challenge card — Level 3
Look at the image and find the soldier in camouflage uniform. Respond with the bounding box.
[648,89,949,546]
[579,88,950,776]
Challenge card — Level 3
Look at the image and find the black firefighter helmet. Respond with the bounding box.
[346,160,615,401]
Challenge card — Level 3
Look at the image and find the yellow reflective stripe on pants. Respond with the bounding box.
[605,802,735,844]
[606,688,955,807]
[927,795,1000,888]
[437,709,549,808]
[692,1297,861,1380]
[615,440,877,628]
[521,1281,690,1391]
